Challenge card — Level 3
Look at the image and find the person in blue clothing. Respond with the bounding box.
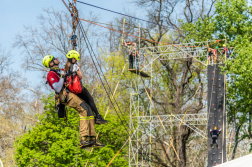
[210,127,222,147]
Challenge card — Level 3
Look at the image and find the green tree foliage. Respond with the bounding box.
[14,93,128,167]
[215,0,252,158]
[180,0,252,42]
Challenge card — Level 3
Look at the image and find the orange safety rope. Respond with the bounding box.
[79,18,219,48]
[106,130,136,167]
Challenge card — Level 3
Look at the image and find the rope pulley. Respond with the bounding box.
[71,35,77,47]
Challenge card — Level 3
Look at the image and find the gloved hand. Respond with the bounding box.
[59,70,65,78]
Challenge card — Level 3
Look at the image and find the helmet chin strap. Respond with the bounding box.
[50,60,59,67]
[68,58,77,64]
[53,59,60,65]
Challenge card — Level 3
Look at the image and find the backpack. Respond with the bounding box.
[66,64,82,94]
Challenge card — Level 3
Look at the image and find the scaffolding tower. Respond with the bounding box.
[128,40,226,166]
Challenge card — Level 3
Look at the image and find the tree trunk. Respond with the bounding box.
[178,127,191,167]
[231,125,241,160]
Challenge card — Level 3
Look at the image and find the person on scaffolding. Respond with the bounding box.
[129,48,134,69]
[42,54,105,148]
[214,46,220,63]
[135,50,140,70]
[210,127,222,147]
[207,45,215,65]
[64,50,108,125]
[222,44,229,58]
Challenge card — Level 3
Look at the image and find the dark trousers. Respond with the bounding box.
[129,59,133,69]
[77,85,99,116]
[59,89,96,137]
[211,137,217,145]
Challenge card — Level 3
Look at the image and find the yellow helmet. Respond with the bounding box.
[66,50,80,61]
[214,127,217,130]
[42,55,54,68]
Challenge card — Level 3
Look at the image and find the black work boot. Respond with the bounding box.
[80,137,92,148]
[95,114,108,124]
[90,137,105,148]
[89,137,96,146]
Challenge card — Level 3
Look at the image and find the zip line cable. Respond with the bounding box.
[84,19,149,30]
[76,0,213,38]
[79,18,219,47]
[76,0,173,28]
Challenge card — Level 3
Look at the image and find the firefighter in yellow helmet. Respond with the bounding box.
[42,54,105,148]
[64,50,108,124]
[210,127,222,147]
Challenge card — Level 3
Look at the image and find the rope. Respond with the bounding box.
[157,114,180,161]
[62,0,73,14]
[76,0,174,29]
[76,0,213,38]
[62,1,80,165]
[106,136,131,167]
[84,19,149,30]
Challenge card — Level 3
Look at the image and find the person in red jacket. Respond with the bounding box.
[42,55,105,148]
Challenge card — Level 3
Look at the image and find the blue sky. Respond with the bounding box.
[0,0,138,86]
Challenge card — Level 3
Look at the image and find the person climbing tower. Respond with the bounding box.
[64,50,108,125]
[42,54,105,148]
[210,127,222,147]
